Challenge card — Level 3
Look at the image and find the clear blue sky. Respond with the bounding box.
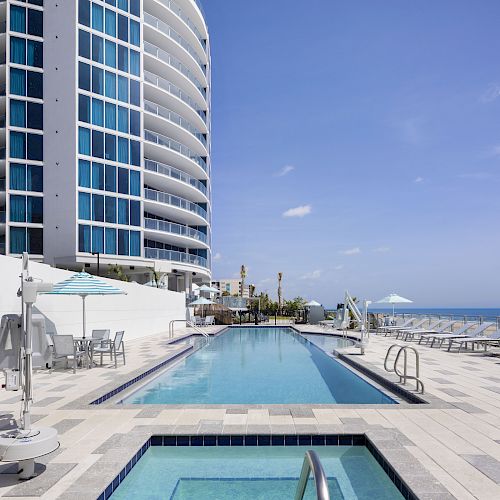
[203,0,500,307]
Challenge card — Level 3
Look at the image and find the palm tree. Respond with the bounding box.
[277,272,283,314]
[240,265,247,297]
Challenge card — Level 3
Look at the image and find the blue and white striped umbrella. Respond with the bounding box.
[46,272,126,338]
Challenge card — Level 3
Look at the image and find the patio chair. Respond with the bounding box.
[91,329,110,348]
[52,335,85,374]
[400,320,455,342]
[204,315,215,326]
[446,324,497,352]
[91,331,126,368]
[418,322,477,347]
[193,316,203,327]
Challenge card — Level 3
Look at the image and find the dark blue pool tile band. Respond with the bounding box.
[90,346,193,405]
[100,434,418,500]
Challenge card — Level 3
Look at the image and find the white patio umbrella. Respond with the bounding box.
[46,272,126,338]
[305,300,322,307]
[376,293,413,317]
[189,296,215,318]
[198,284,220,294]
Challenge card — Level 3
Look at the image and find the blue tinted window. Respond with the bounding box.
[10,37,26,65]
[79,29,91,59]
[91,3,103,32]
[10,227,26,254]
[92,66,104,94]
[117,106,128,132]
[117,76,128,102]
[10,69,26,96]
[79,94,91,123]
[117,45,128,72]
[130,110,140,137]
[130,79,140,106]
[27,71,43,98]
[105,71,116,99]
[105,227,116,255]
[10,195,26,222]
[106,0,116,5]
[130,0,140,17]
[92,98,104,126]
[27,196,43,223]
[78,127,91,155]
[79,192,91,220]
[92,194,104,222]
[117,137,128,164]
[130,50,140,77]
[105,134,116,161]
[27,133,43,161]
[105,40,116,68]
[105,196,116,222]
[130,140,140,166]
[10,100,26,127]
[118,198,129,224]
[10,6,26,33]
[92,162,104,190]
[130,200,140,226]
[79,0,90,27]
[130,20,140,46]
[92,35,103,63]
[105,102,116,130]
[79,159,91,187]
[27,227,42,254]
[118,14,128,42]
[118,167,129,194]
[10,131,26,159]
[118,0,128,13]
[27,101,43,130]
[79,225,91,253]
[92,226,104,253]
[27,40,43,68]
[130,231,140,256]
[79,62,91,91]
[92,130,104,158]
[130,170,140,196]
[27,165,43,192]
[105,164,116,191]
[27,9,43,37]
[118,229,129,255]
[10,164,26,191]
[105,9,116,36]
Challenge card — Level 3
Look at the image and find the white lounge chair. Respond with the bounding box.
[446,324,497,352]
[383,318,428,337]
[52,335,85,374]
[400,320,455,342]
[418,322,477,347]
[377,317,416,335]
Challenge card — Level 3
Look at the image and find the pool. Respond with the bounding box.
[122,327,395,404]
[110,445,404,499]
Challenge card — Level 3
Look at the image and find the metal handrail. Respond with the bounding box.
[384,345,425,394]
[168,319,209,338]
[294,450,330,500]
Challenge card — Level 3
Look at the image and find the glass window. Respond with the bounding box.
[118,14,128,42]
[106,0,117,5]
[105,102,116,129]
[92,226,104,253]
[92,194,104,222]
[78,192,91,220]
[79,225,91,253]
[10,195,26,222]
[10,37,26,65]
[130,79,140,106]
[118,0,128,13]
[92,162,104,190]
[117,76,128,102]
[130,200,140,226]
[92,98,104,126]
[10,131,26,159]
[92,35,103,64]
[10,163,26,191]
[105,164,116,191]
[105,196,116,223]
[118,198,129,224]
[105,134,116,161]
[117,106,128,132]
[105,227,116,255]
[27,70,43,98]
[27,165,43,192]
[130,170,140,196]
[79,29,91,59]
[130,140,140,166]
[130,230,140,256]
[28,8,43,37]
[130,20,140,47]
[92,130,104,158]
[79,0,91,27]
[79,62,91,91]
[79,94,91,123]
[117,45,128,72]
[78,159,91,187]
[105,40,116,68]
[27,133,43,161]
[10,6,26,33]
[117,137,128,164]
[130,110,140,137]
[27,40,43,68]
[27,102,43,130]
[10,69,26,96]
[28,0,44,6]
[27,196,43,223]
[78,127,91,155]
[91,3,104,32]
[105,9,116,37]
[10,227,26,254]
[130,0,140,17]
[92,66,104,94]
[118,167,129,194]
[27,227,43,255]
[105,71,116,99]
[10,100,26,127]
[130,50,140,77]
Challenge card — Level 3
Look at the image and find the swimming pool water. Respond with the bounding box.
[111,446,404,499]
[123,327,395,404]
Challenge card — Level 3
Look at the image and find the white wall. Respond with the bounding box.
[0,255,186,341]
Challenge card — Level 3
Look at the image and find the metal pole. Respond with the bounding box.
[22,302,33,430]
[82,296,86,338]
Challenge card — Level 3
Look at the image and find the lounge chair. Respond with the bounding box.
[383,318,428,337]
[92,331,125,368]
[377,317,416,335]
[446,325,498,352]
[52,335,85,374]
[417,322,476,347]
[400,320,455,342]
[203,315,215,326]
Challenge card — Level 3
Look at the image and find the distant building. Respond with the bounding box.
[212,279,253,298]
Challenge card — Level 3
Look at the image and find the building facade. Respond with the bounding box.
[212,279,253,298]
[0,0,211,292]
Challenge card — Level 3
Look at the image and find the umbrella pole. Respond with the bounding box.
[82,295,86,339]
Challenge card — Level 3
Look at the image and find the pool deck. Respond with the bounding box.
[0,325,499,499]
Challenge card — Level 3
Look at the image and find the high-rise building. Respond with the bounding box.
[212,279,254,298]
[0,0,211,292]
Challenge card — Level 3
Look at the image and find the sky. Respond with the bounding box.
[202,0,500,307]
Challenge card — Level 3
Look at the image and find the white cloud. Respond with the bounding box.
[334,265,344,270]
[339,247,361,256]
[282,205,312,218]
[275,165,295,177]
[481,84,500,103]
[300,270,321,280]
[213,252,222,261]
[414,177,424,183]
[373,246,390,253]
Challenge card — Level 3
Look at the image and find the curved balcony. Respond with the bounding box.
[144,187,209,223]
[144,129,207,177]
[144,71,207,125]
[144,12,206,73]
[144,99,207,149]
[144,217,208,248]
[145,158,209,199]
[144,41,206,99]
[145,246,209,269]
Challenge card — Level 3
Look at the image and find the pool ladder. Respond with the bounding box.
[294,450,330,500]
[384,345,425,394]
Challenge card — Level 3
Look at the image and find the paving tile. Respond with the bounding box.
[462,454,500,484]
[134,408,163,418]
[452,402,486,414]
[268,408,291,416]
[225,408,248,414]
[290,407,314,418]
[439,388,469,397]
[53,419,85,435]
[429,378,454,384]
[33,397,64,407]
[484,386,500,395]
[48,384,75,392]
